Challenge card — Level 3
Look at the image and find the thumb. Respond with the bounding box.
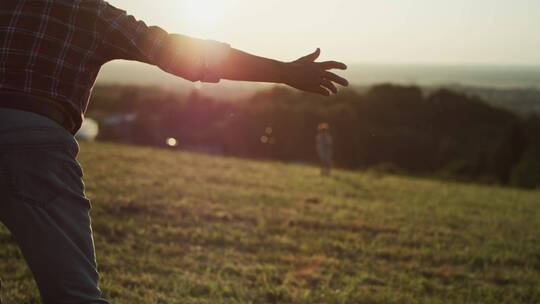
[298,48,321,63]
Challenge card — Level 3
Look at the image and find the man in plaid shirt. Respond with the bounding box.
[0,0,348,302]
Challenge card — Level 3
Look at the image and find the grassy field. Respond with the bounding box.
[1,142,539,303]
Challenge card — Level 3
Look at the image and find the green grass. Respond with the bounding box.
[1,142,540,303]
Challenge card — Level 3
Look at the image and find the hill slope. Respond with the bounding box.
[1,142,539,303]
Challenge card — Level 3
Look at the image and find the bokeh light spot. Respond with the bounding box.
[166,137,178,147]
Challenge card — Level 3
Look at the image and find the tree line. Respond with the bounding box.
[88,84,540,189]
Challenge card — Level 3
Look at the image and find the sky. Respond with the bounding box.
[106,0,540,66]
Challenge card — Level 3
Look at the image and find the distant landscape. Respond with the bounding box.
[97,62,540,115]
[86,81,540,190]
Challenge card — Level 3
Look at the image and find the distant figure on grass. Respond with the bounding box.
[0,1,348,303]
[317,123,334,176]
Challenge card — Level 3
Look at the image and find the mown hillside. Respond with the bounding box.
[1,142,539,303]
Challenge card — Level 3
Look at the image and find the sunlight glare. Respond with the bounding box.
[180,0,227,30]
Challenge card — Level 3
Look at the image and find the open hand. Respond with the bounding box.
[282,48,349,96]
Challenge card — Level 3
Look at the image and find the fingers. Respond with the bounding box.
[319,61,347,70]
[298,48,321,63]
[324,71,349,87]
[321,78,338,94]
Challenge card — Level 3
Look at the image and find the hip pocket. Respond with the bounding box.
[1,146,86,208]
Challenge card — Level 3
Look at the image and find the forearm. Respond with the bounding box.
[155,34,347,95]
[156,36,287,84]
[99,3,347,94]
[219,49,286,84]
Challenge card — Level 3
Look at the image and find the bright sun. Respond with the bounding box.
[181,0,226,29]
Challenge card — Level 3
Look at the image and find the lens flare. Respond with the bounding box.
[166,137,178,147]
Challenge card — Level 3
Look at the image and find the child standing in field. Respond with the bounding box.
[317,123,334,176]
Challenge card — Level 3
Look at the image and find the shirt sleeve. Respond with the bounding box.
[97,1,231,83]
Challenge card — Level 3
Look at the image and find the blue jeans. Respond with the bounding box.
[0,109,108,303]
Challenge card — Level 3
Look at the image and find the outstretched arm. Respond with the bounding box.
[98,2,348,96]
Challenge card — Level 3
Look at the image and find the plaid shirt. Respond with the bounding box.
[0,0,230,130]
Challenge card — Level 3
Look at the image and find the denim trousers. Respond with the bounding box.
[0,108,108,304]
